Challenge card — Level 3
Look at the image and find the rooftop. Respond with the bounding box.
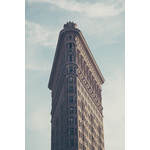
[64,21,77,29]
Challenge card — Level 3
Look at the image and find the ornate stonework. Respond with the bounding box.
[48,22,105,150]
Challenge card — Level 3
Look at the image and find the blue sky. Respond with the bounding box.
[25,0,125,150]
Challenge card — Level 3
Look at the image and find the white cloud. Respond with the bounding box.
[26,0,125,18]
[25,61,51,71]
[26,20,58,48]
[25,20,55,71]
[76,15,124,44]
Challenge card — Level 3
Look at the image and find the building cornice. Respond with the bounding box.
[77,66,104,116]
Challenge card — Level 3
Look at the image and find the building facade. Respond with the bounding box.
[48,22,105,150]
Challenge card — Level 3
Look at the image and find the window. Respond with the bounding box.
[67,128,69,136]
[70,117,74,124]
[75,107,77,114]
[79,142,82,149]
[69,55,72,62]
[67,108,68,114]
[56,118,58,126]
[74,77,76,84]
[75,97,77,103]
[69,76,73,83]
[70,128,74,135]
[75,87,76,94]
[70,139,74,147]
[69,43,72,52]
[69,86,73,93]
[70,107,74,114]
[82,114,84,120]
[69,66,73,73]
[75,128,77,135]
[70,96,73,103]
[67,118,69,125]
[76,139,78,147]
[66,67,68,73]
[74,67,76,73]
[67,140,69,147]
[75,117,77,124]
[69,35,72,39]
[83,145,86,150]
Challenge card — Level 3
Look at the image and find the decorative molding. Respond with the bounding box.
[77,66,103,116]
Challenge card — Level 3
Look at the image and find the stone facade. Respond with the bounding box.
[48,22,105,150]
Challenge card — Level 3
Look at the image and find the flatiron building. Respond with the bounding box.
[48,22,105,150]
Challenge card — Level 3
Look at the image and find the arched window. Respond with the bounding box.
[70,107,74,114]
[69,76,73,83]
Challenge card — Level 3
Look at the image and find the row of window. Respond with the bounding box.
[67,128,77,136]
[78,106,104,140]
[79,130,104,150]
[79,141,98,150]
[69,55,73,62]
[67,96,76,104]
[78,119,104,147]
[52,139,78,149]
[66,66,76,74]
[77,51,102,100]
[67,139,78,147]
[66,43,75,52]
[67,86,76,94]
[67,117,77,125]
[67,107,77,114]
[78,103,99,131]
[65,35,74,40]
[78,89,103,123]
[78,97,103,131]
[67,76,76,84]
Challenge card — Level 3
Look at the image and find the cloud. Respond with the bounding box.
[75,14,124,44]
[26,0,125,18]
[25,61,52,71]
[26,20,58,48]
[25,20,55,71]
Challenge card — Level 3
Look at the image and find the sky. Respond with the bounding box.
[25,0,125,150]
